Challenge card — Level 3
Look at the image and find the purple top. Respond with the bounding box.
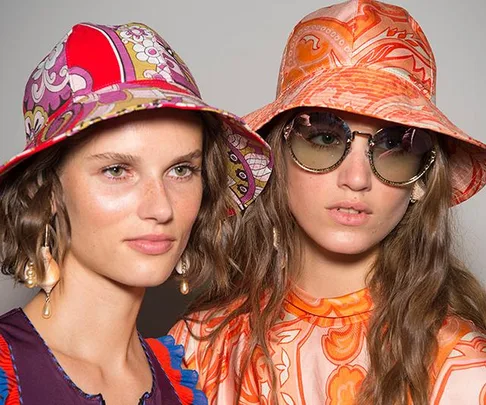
[0,308,199,404]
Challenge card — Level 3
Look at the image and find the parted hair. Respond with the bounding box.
[185,111,486,405]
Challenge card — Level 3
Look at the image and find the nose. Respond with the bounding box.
[137,177,174,223]
[336,136,372,192]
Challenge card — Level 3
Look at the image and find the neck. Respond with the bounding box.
[296,228,377,298]
[23,254,145,365]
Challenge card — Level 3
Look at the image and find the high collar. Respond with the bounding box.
[285,285,374,320]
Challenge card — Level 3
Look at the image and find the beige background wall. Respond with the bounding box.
[0,0,484,336]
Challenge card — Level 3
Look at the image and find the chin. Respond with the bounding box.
[118,267,174,288]
[324,244,373,256]
[319,231,381,256]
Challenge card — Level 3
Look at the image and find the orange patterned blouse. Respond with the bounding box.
[170,287,486,404]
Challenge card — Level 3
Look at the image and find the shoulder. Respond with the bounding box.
[430,316,486,404]
[171,299,250,335]
[0,332,20,405]
[168,302,252,395]
[170,300,251,361]
[145,335,207,405]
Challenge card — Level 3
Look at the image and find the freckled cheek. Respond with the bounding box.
[373,189,410,233]
[288,171,331,219]
[168,182,203,225]
[64,181,137,236]
[171,188,202,253]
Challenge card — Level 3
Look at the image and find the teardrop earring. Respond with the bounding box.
[175,255,190,295]
[38,224,60,319]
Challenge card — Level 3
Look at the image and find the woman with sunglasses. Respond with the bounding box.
[0,22,271,404]
[170,1,486,404]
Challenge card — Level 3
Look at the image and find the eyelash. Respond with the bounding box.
[169,164,202,180]
[101,163,202,181]
[102,164,131,181]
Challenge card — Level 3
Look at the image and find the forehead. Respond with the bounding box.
[61,109,203,162]
[294,108,397,133]
[334,110,395,131]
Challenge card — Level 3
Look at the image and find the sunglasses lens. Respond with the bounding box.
[372,127,434,183]
[288,112,348,171]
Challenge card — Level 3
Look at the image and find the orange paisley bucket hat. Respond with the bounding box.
[245,0,486,205]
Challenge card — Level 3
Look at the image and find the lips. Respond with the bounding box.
[336,207,362,214]
[328,201,372,214]
[327,201,372,226]
[125,234,175,255]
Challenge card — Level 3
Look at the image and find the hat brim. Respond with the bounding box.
[245,67,486,206]
[1,83,272,211]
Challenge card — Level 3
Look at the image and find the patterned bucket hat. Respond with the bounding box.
[245,0,486,205]
[0,22,272,211]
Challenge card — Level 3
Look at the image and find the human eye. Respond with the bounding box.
[102,164,130,180]
[307,131,342,148]
[383,136,402,150]
[373,128,408,155]
[168,164,201,180]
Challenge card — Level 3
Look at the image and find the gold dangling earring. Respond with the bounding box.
[272,227,287,270]
[38,224,60,319]
[23,261,38,289]
[175,255,190,295]
[410,181,426,204]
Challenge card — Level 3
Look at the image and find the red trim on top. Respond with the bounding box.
[0,334,20,405]
[145,338,194,404]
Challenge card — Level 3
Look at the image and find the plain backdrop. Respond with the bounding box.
[0,0,484,336]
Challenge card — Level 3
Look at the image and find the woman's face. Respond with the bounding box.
[59,109,204,287]
[286,110,412,256]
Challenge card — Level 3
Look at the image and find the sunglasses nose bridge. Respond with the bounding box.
[349,130,375,156]
[351,130,373,140]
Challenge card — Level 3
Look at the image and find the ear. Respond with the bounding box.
[410,180,426,203]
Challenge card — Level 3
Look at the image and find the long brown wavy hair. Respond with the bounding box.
[0,110,234,294]
[185,110,486,404]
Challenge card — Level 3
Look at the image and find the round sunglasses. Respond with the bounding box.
[283,111,436,186]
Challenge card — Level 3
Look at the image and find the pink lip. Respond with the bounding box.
[327,201,372,226]
[327,201,372,213]
[125,234,175,255]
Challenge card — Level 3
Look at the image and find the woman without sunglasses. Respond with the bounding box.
[0,23,271,405]
[170,1,486,404]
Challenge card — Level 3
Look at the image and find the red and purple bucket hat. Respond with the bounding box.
[1,22,272,210]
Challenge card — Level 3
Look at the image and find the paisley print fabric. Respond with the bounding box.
[0,22,272,211]
[170,287,486,404]
[244,0,486,206]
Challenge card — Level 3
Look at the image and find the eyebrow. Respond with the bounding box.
[180,150,202,160]
[87,152,140,164]
[166,150,203,168]
[86,150,203,165]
